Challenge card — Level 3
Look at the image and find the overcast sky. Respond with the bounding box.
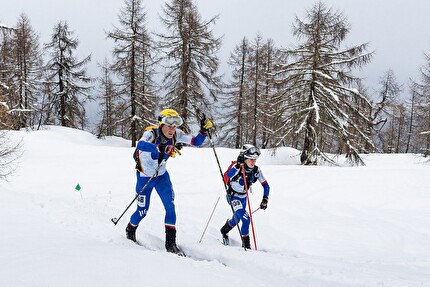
[2,0,430,99]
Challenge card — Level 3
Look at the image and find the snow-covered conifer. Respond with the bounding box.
[274,2,374,165]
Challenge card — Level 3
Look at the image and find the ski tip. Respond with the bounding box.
[166,247,186,257]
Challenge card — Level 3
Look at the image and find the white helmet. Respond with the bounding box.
[240,144,261,159]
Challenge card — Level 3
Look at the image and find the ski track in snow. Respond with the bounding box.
[1,126,430,287]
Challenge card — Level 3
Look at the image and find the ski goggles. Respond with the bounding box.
[161,116,183,127]
[244,147,261,159]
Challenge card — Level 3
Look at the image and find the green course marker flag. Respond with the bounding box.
[75,183,83,199]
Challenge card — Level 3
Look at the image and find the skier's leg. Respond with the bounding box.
[240,210,251,249]
[220,220,233,245]
[126,173,157,241]
[240,210,250,237]
[231,197,251,248]
[155,172,176,227]
[155,172,182,254]
[235,197,250,249]
[227,196,246,228]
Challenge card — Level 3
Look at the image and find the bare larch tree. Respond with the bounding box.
[274,2,374,165]
[107,0,158,147]
[44,21,93,129]
[157,0,222,132]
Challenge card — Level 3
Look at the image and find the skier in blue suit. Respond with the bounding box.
[220,144,270,249]
[126,109,213,255]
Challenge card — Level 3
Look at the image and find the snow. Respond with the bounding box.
[1,126,429,287]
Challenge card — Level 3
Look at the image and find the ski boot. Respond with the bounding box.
[220,220,233,246]
[242,235,251,249]
[126,223,137,242]
[165,226,185,256]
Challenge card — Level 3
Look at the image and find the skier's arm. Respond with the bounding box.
[261,181,270,197]
[257,168,270,197]
[176,130,207,147]
[176,116,213,147]
[136,131,161,154]
[190,131,207,146]
[226,164,241,179]
[136,141,160,153]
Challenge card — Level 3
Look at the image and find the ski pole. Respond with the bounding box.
[199,195,220,243]
[242,164,257,250]
[251,207,261,215]
[199,128,225,243]
[111,158,167,225]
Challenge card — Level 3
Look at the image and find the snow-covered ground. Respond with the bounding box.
[1,126,429,287]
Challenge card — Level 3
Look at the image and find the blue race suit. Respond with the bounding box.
[225,163,270,236]
[129,127,206,228]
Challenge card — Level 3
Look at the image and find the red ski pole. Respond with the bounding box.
[241,165,257,250]
[251,207,260,215]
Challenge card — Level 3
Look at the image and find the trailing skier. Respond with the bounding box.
[126,108,213,255]
[220,144,270,249]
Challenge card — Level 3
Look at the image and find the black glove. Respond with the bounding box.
[158,141,168,154]
[237,154,245,164]
[175,142,184,150]
[260,196,268,210]
[227,189,235,200]
[156,141,167,164]
[234,154,245,169]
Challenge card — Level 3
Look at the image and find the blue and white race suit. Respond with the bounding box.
[225,164,270,236]
[129,127,207,228]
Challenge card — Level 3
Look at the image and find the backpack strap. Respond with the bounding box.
[223,161,237,185]
[145,125,177,145]
[252,166,259,183]
[134,125,178,172]
[223,161,242,196]
[133,125,158,172]
[144,125,159,143]
[133,148,143,173]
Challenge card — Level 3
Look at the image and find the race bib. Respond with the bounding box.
[231,199,243,212]
[137,195,146,207]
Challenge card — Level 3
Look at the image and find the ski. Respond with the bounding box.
[167,247,186,257]
[134,240,155,251]
[222,237,230,246]
[134,239,186,257]
[217,238,230,246]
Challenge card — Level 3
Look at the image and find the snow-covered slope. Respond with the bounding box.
[1,126,429,286]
